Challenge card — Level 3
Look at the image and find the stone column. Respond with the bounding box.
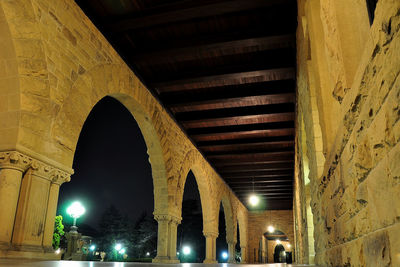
[168,216,181,263]
[227,241,236,263]
[0,152,29,246]
[203,231,218,263]
[12,162,53,248]
[153,214,171,263]
[240,246,247,263]
[42,171,70,250]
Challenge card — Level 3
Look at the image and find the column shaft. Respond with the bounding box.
[203,232,218,263]
[153,216,170,262]
[240,246,247,263]
[168,220,180,263]
[0,168,23,244]
[12,170,51,247]
[228,242,236,263]
[42,183,61,249]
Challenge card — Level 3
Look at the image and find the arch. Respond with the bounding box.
[273,244,285,263]
[51,65,170,215]
[218,193,235,244]
[175,149,214,229]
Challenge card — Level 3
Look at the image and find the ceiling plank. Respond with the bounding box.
[218,162,294,172]
[109,0,292,32]
[153,68,295,93]
[170,93,295,113]
[132,35,295,64]
[191,128,294,142]
[182,112,294,128]
[199,140,294,153]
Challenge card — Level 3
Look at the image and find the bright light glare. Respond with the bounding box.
[222,252,228,259]
[287,244,291,248]
[183,246,191,255]
[267,225,275,233]
[119,248,126,254]
[276,239,281,244]
[115,243,122,251]
[55,248,61,254]
[249,194,259,206]
[90,245,96,251]
[67,201,85,219]
[146,252,150,256]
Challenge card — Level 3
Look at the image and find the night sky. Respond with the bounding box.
[57,96,199,229]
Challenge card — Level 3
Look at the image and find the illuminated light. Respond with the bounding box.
[115,243,122,251]
[276,239,281,244]
[55,248,61,254]
[119,248,126,254]
[222,252,228,259]
[67,201,85,219]
[177,252,180,255]
[146,252,150,256]
[267,225,275,233]
[183,246,191,255]
[249,194,259,206]
[287,244,291,248]
[90,245,96,251]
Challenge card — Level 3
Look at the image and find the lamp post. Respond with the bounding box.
[67,201,85,233]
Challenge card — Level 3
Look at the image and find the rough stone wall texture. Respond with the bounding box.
[247,210,294,263]
[296,0,400,266]
[0,0,249,259]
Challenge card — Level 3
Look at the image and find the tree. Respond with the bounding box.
[53,215,65,249]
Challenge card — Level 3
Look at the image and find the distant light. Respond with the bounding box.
[267,226,275,233]
[249,194,259,206]
[146,252,150,256]
[55,248,61,254]
[287,244,291,248]
[183,246,191,255]
[222,252,228,259]
[115,244,122,251]
[119,248,126,254]
[177,252,180,255]
[67,201,85,219]
[276,240,281,244]
[90,245,96,251]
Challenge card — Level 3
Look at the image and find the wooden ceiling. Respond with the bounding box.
[76,0,297,210]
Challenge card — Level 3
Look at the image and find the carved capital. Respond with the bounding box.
[0,151,32,172]
[203,231,219,238]
[0,150,72,184]
[153,214,172,223]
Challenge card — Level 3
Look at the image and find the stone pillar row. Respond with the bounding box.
[0,151,71,259]
[203,231,218,263]
[152,214,181,263]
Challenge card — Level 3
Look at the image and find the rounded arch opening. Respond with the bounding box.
[264,229,292,263]
[56,96,164,260]
[178,170,205,263]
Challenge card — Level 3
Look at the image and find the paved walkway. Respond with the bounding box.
[0,260,315,267]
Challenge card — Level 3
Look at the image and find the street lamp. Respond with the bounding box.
[222,251,228,260]
[267,225,275,233]
[182,246,191,255]
[249,194,259,206]
[115,243,122,251]
[66,201,85,233]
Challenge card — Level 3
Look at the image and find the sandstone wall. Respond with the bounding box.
[296,0,400,266]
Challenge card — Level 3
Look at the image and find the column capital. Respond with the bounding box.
[153,213,182,224]
[203,231,219,238]
[0,150,72,184]
[0,151,31,172]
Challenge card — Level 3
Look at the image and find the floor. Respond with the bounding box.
[0,260,315,267]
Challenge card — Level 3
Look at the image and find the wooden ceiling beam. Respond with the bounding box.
[191,128,294,142]
[109,0,293,32]
[182,112,294,128]
[132,35,295,64]
[220,169,293,177]
[199,140,294,153]
[170,93,295,113]
[218,162,294,172]
[153,68,295,93]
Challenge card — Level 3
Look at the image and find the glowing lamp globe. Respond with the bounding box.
[119,248,126,254]
[249,194,259,206]
[276,239,281,244]
[183,246,191,255]
[115,243,122,251]
[67,201,85,219]
[267,225,275,233]
[222,252,228,259]
[89,245,96,251]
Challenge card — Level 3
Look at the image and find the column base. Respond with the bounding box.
[0,244,60,260]
[228,259,237,264]
[203,259,218,264]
